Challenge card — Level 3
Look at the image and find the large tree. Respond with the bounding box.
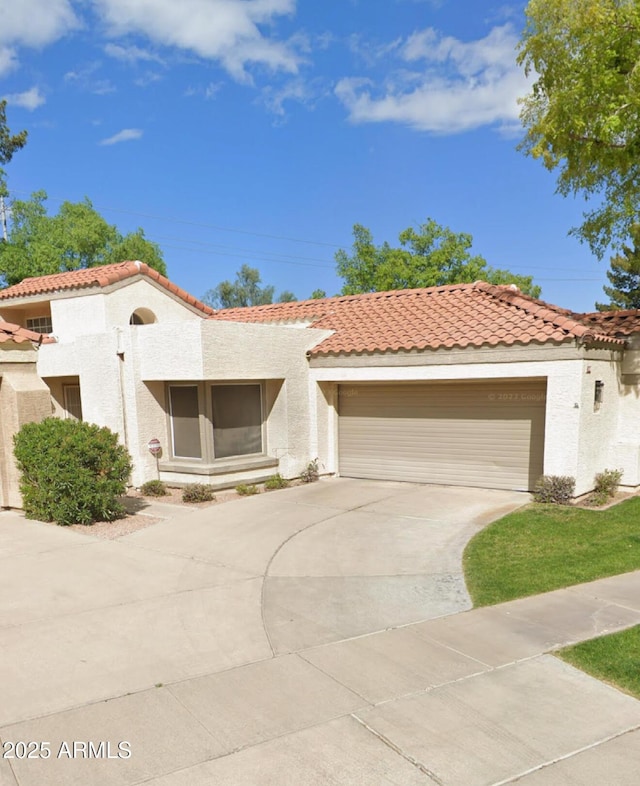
[336,220,541,297]
[596,225,640,311]
[0,99,28,240]
[202,264,296,309]
[0,99,27,187]
[518,0,640,258]
[0,191,166,286]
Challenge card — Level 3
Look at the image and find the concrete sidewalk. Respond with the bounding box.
[2,568,640,785]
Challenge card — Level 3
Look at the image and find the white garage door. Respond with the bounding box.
[338,380,546,491]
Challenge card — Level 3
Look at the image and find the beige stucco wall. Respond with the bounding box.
[29,300,640,496]
[132,320,333,484]
[36,319,333,488]
[50,293,108,340]
[0,359,53,508]
[50,278,206,342]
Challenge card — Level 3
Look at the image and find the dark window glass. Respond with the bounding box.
[169,386,202,458]
[212,384,262,458]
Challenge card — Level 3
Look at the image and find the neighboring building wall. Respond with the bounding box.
[0,354,52,508]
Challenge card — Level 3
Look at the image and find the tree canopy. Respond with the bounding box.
[0,191,166,287]
[518,0,640,258]
[335,220,541,298]
[0,99,27,192]
[202,264,296,309]
[596,225,640,311]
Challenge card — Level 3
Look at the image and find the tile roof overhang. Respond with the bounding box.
[0,261,215,317]
[570,309,640,338]
[209,281,627,357]
[0,321,55,346]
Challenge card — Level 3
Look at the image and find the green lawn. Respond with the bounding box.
[558,626,640,700]
[463,497,640,607]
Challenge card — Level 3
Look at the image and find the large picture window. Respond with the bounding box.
[167,382,264,462]
[169,385,202,459]
[211,384,263,458]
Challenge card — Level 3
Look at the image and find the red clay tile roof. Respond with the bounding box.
[0,321,55,346]
[571,310,640,337]
[0,261,215,316]
[209,282,625,356]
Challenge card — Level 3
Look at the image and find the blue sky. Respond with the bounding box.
[0,0,611,311]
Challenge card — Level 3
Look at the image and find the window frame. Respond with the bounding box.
[26,315,53,335]
[209,382,265,460]
[167,383,205,460]
[166,381,266,463]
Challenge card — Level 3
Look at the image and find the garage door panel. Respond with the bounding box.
[338,382,546,491]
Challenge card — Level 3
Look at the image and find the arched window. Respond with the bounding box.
[129,308,157,325]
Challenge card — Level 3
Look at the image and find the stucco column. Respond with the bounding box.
[0,363,52,508]
[542,362,583,486]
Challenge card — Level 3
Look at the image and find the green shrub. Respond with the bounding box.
[13,418,132,526]
[590,469,624,506]
[236,483,258,496]
[140,479,168,497]
[300,458,320,483]
[264,473,289,490]
[594,468,623,497]
[182,483,215,503]
[533,475,576,505]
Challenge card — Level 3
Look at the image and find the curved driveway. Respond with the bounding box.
[0,478,526,730]
[4,480,640,786]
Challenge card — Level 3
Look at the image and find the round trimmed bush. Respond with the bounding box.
[13,418,133,526]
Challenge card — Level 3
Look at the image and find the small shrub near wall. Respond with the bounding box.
[591,469,623,506]
[300,459,320,483]
[533,475,576,505]
[264,474,289,490]
[140,480,168,497]
[236,484,259,496]
[182,484,216,503]
[13,418,132,526]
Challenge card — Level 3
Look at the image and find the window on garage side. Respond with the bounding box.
[168,385,202,459]
[211,384,263,459]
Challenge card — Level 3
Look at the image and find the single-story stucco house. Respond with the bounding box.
[2,259,640,507]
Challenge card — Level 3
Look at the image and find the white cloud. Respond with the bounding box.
[184,81,223,99]
[336,24,531,134]
[92,0,299,82]
[104,42,164,64]
[1,0,79,47]
[348,34,403,67]
[99,127,143,145]
[65,62,116,94]
[134,71,163,87]
[4,86,46,110]
[260,77,310,116]
[0,0,78,72]
[0,47,18,77]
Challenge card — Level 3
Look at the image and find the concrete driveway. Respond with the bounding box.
[1,478,639,785]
